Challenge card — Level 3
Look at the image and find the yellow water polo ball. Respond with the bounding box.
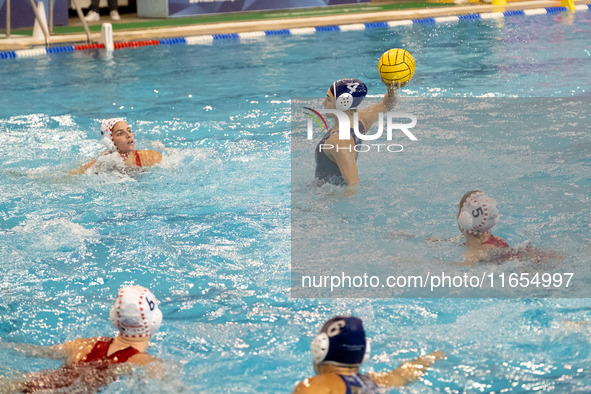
[378,48,415,86]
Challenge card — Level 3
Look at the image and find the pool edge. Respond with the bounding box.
[0,0,589,57]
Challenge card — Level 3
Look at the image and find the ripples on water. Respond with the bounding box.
[1,11,591,393]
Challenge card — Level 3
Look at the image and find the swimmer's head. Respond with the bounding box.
[109,285,162,338]
[457,191,500,235]
[311,316,369,373]
[328,79,368,112]
[100,118,125,152]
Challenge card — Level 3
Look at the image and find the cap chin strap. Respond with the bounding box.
[363,340,371,363]
[313,361,321,375]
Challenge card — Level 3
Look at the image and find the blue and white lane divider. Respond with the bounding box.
[1,4,590,60]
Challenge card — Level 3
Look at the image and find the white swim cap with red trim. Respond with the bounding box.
[100,118,125,152]
[457,191,500,234]
[109,285,162,338]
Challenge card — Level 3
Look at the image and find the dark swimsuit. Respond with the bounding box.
[338,373,379,394]
[315,122,365,186]
[20,339,140,393]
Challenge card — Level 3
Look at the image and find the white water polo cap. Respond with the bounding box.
[458,191,500,234]
[110,286,162,338]
[100,118,125,152]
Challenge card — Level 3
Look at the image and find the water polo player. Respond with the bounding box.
[457,190,509,264]
[314,79,399,195]
[457,190,561,265]
[293,316,444,393]
[4,285,165,392]
[71,118,162,174]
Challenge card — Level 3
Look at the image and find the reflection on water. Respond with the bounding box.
[1,12,591,393]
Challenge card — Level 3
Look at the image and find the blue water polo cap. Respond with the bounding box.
[311,316,368,367]
[329,79,368,111]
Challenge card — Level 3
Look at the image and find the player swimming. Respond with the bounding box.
[293,316,445,393]
[3,286,165,392]
[457,190,561,265]
[71,118,162,174]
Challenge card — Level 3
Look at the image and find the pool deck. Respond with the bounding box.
[0,0,586,51]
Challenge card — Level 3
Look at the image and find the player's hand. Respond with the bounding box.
[382,79,402,89]
[428,350,446,361]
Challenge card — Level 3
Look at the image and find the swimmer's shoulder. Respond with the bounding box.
[127,352,162,366]
[137,149,162,166]
[62,337,106,363]
[293,373,346,394]
[69,160,97,175]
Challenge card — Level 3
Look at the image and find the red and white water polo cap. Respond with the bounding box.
[109,285,162,338]
[100,118,125,152]
[457,191,500,234]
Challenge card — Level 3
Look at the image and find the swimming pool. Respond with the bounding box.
[1,10,590,392]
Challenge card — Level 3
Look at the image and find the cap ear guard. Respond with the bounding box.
[311,332,330,364]
[335,93,354,112]
[150,305,163,334]
[457,211,473,233]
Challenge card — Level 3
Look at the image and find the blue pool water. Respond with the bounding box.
[1,11,591,392]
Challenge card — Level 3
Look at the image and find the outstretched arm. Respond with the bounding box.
[1,337,102,363]
[358,82,399,131]
[0,340,68,361]
[366,350,446,387]
[69,160,96,175]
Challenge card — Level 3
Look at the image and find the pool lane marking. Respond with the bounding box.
[523,8,550,14]
[387,20,414,26]
[1,4,590,59]
[478,12,505,19]
[339,23,367,31]
[434,15,460,22]
[288,27,317,35]
[238,31,267,40]
[185,35,213,45]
